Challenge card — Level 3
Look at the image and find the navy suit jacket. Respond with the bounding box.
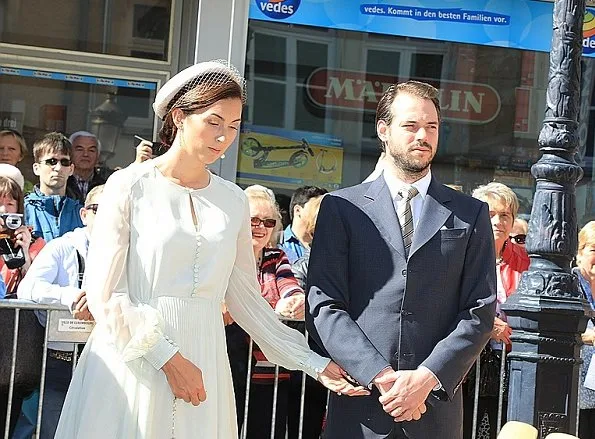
[306,175,496,439]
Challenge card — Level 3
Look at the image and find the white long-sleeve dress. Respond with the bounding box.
[54,161,329,438]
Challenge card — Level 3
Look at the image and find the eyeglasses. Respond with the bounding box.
[510,234,526,245]
[250,217,277,228]
[39,158,72,167]
[85,204,98,214]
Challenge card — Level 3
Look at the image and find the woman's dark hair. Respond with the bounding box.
[0,176,24,214]
[159,72,244,146]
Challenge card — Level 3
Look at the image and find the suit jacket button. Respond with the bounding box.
[401,269,407,276]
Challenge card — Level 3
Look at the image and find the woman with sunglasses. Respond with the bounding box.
[225,185,306,438]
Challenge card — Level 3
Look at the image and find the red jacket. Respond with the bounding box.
[499,239,530,297]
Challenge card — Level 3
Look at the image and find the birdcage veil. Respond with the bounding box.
[153,60,247,120]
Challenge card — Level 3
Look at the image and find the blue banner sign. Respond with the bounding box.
[249,0,595,57]
[0,67,157,89]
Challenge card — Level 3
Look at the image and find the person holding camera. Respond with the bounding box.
[0,166,46,298]
[17,184,103,438]
[25,132,83,243]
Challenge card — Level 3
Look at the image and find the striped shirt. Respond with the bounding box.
[257,247,303,308]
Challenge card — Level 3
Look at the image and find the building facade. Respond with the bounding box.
[3,0,595,222]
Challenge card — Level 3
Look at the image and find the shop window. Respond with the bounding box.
[240,20,595,226]
[0,0,172,61]
[0,66,156,185]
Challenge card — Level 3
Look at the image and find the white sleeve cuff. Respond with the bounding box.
[60,287,82,312]
[143,335,179,370]
[305,351,331,379]
[418,365,442,391]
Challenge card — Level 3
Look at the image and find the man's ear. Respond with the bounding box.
[66,163,74,178]
[294,204,302,219]
[79,207,87,225]
[377,119,389,144]
[32,162,41,177]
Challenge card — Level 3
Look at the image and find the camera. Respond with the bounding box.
[0,213,25,269]
[0,213,23,233]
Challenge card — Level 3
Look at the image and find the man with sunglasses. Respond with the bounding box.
[24,132,84,243]
[18,185,103,439]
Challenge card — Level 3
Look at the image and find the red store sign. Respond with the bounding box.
[306,68,501,125]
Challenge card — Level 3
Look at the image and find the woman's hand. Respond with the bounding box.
[275,294,305,320]
[14,226,33,270]
[491,316,512,345]
[317,361,370,397]
[162,352,207,406]
[135,140,153,164]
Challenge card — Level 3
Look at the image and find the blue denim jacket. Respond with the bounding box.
[24,187,83,243]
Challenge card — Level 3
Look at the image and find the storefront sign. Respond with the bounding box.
[249,0,595,58]
[237,124,343,190]
[0,66,156,89]
[306,68,501,124]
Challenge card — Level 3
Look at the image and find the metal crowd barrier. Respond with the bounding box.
[0,300,91,439]
[0,302,585,439]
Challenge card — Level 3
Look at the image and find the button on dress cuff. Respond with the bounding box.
[305,351,331,379]
[144,336,179,370]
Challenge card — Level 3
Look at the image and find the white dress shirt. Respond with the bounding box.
[383,169,433,232]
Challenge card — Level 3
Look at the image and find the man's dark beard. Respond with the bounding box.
[390,142,434,178]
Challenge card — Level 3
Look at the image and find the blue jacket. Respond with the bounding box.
[24,187,83,243]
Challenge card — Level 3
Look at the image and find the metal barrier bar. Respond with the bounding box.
[270,365,280,439]
[241,339,254,439]
[471,359,481,439]
[35,311,51,439]
[496,348,507,435]
[3,308,20,439]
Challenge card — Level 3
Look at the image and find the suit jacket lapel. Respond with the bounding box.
[361,175,406,259]
[409,178,453,258]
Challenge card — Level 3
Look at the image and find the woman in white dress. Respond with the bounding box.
[54,61,367,439]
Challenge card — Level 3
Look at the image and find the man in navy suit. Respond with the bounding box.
[306,81,496,439]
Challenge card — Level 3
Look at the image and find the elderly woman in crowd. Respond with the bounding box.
[466,182,529,439]
[225,185,305,438]
[0,130,34,193]
[575,221,595,438]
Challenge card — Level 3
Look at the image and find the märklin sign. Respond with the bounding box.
[306,68,501,124]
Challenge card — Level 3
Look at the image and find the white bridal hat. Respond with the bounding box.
[152,60,246,120]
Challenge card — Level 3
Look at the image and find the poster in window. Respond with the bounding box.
[237,124,343,191]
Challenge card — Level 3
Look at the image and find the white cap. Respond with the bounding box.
[0,164,24,190]
[152,60,245,120]
[69,131,102,152]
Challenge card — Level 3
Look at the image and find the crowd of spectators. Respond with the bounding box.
[0,128,593,439]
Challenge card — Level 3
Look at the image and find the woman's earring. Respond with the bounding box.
[221,154,226,159]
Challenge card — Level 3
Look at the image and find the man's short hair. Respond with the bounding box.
[289,186,328,221]
[472,182,519,219]
[85,184,104,206]
[33,132,72,163]
[69,131,102,152]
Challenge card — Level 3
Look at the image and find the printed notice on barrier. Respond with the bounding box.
[58,319,94,333]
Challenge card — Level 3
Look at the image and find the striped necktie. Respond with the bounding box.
[398,186,419,257]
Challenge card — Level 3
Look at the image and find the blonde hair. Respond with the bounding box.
[85,184,104,206]
[0,130,27,158]
[244,185,281,247]
[472,182,519,219]
[513,218,528,235]
[579,221,595,255]
[302,195,324,245]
